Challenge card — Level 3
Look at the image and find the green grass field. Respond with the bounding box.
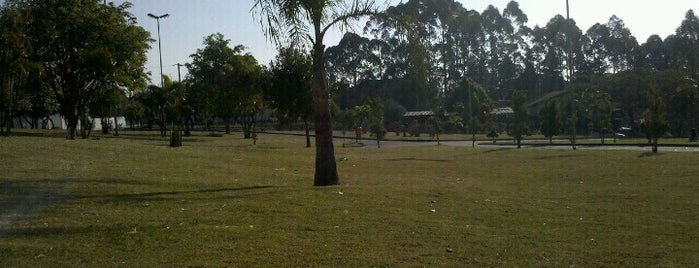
[1,131,698,267]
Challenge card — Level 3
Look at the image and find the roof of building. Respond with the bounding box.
[403,111,435,117]
[491,107,513,115]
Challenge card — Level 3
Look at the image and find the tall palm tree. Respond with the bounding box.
[252,0,379,186]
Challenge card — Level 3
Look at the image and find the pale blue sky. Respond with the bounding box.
[4,0,696,84]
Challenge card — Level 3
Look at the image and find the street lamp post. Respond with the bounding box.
[566,0,577,150]
[148,13,169,88]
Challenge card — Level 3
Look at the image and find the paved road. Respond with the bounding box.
[371,139,699,152]
[265,132,699,152]
[440,141,699,152]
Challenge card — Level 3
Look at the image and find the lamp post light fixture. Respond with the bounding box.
[148,13,169,88]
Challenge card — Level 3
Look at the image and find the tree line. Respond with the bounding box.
[325,0,698,144]
[2,0,697,183]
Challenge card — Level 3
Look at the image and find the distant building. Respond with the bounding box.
[12,114,126,130]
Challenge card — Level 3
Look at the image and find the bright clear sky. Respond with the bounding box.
[11,0,697,84]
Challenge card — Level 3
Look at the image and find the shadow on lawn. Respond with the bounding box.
[638,151,664,158]
[482,147,514,154]
[1,177,274,235]
[1,178,154,232]
[385,157,451,162]
[74,185,276,202]
[534,154,582,160]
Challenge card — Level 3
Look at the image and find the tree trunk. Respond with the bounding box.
[65,114,78,140]
[101,118,110,134]
[1,77,14,136]
[517,138,522,149]
[600,131,604,145]
[243,122,252,139]
[224,117,231,134]
[183,117,191,137]
[652,137,659,153]
[312,38,339,186]
[471,132,476,148]
[549,136,553,144]
[170,122,182,147]
[159,107,167,137]
[304,119,311,148]
[80,111,88,139]
[113,113,120,136]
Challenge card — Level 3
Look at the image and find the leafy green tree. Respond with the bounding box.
[88,84,126,135]
[446,78,492,147]
[366,98,386,148]
[123,97,144,130]
[0,3,38,135]
[427,115,443,145]
[509,90,528,148]
[268,45,313,147]
[539,100,562,144]
[584,89,612,144]
[253,0,379,186]
[641,83,668,153]
[187,33,238,134]
[18,0,151,139]
[187,34,264,137]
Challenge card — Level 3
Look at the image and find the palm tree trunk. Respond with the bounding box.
[311,38,339,186]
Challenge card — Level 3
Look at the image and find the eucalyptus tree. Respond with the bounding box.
[674,10,699,125]
[253,0,380,186]
[325,33,380,87]
[580,23,610,76]
[531,15,583,94]
[635,35,668,71]
[605,16,638,73]
[479,3,528,101]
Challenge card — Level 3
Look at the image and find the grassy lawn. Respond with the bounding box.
[1,131,698,267]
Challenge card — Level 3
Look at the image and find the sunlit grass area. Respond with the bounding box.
[1,131,698,266]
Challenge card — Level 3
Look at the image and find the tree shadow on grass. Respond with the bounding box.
[1,178,156,233]
[385,157,451,162]
[0,177,275,236]
[534,154,582,160]
[638,152,663,158]
[74,185,276,202]
[482,147,514,154]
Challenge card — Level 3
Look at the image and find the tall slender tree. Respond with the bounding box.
[253,0,380,186]
[509,90,528,148]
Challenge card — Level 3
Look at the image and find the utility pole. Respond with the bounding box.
[174,63,185,82]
